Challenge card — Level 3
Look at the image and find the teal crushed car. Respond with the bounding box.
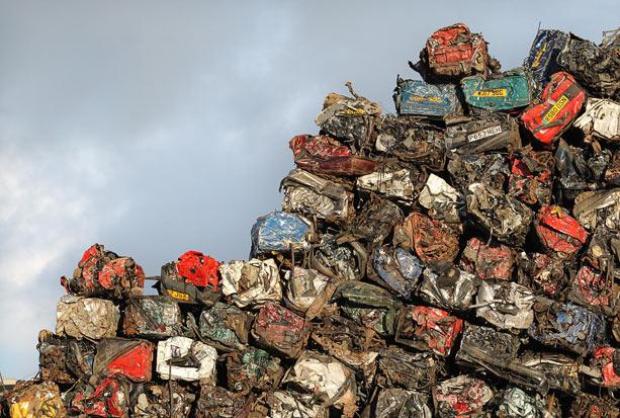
[461,69,532,111]
[394,76,461,118]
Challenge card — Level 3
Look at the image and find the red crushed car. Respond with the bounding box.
[93,338,154,382]
[535,205,588,256]
[252,302,311,358]
[158,250,221,305]
[420,23,490,78]
[289,134,377,176]
[395,305,464,356]
[592,347,620,388]
[176,250,220,289]
[61,244,145,299]
[69,376,131,417]
[460,237,515,281]
[521,71,587,145]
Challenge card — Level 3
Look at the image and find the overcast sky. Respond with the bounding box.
[0,0,617,378]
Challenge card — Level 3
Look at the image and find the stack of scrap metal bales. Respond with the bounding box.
[3,23,620,418]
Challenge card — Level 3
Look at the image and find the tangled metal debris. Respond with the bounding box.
[3,21,620,418]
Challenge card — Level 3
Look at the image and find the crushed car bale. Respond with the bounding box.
[3,21,620,417]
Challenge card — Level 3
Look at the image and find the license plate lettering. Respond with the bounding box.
[543,95,569,123]
[409,95,442,103]
[167,289,190,301]
[473,88,507,97]
[467,125,503,142]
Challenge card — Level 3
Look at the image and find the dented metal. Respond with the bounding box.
[16,22,620,417]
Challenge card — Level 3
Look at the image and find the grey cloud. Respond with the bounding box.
[0,0,617,377]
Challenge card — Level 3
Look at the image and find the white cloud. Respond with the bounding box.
[0,138,124,376]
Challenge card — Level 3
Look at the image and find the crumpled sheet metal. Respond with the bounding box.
[374,115,445,169]
[171,250,220,289]
[6,381,66,418]
[447,152,509,192]
[570,393,620,418]
[97,256,145,298]
[311,316,381,381]
[466,182,533,246]
[418,266,478,311]
[393,77,461,117]
[521,71,587,145]
[414,23,491,80]
[224,347,283,394]
[573,188,620,231]
[432,375,494,418]
[282,351,357,417]
[194,385,259,418]
[25,24,620,417]
[461,237,515,281]
[60,243,145,300]
[574,98,620,142]
[509,148,554,207]
[519,351,582,394]
[354,195,404,244]
[606,150,620,186]
[461,68,531,111]
[558,31,620,100]
[220,258,282,308]
[250,211,312,256]
[373,388,432,418]
[133,383,195,418]
[289,134,377,176]
[371,246,423,299]
[455,324,580,394]
[523,29,569,92]
[281,168,355,224]
[198,302,251,351]
[582,226,620,272]
[267,390,328,418]
[497,387,549,418]
[56,295,119,340]
[476,281,534,330]
[309,235,367,282]
[395,305,463,357]
[334,281,401,336]
[158,261,220,306]
[455,324,519,377]
[156,336,217,382]
[554,138,608,201]
[377,346,441,392]
[614,315,620,345]
[528,298,607,355]
[356,168,419,203]
[315,88,382,146]
[252,301,311,358]
[284,267,330,316]
[93,338,153,382]
[393,211,460,264]
[418,173,462,224]
[445,111,521,155]
[122,296,182,339]
[590,346,620,388]
[68,376,131,418]
[37,330,95,384]
[535,205,588,256]
[568,265,619,316]
[290,134,351,160]
[516,252,566,298]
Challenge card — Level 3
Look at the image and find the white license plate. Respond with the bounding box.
[467,125,503,142]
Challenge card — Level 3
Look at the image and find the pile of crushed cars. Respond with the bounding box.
[3,22,620,418]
